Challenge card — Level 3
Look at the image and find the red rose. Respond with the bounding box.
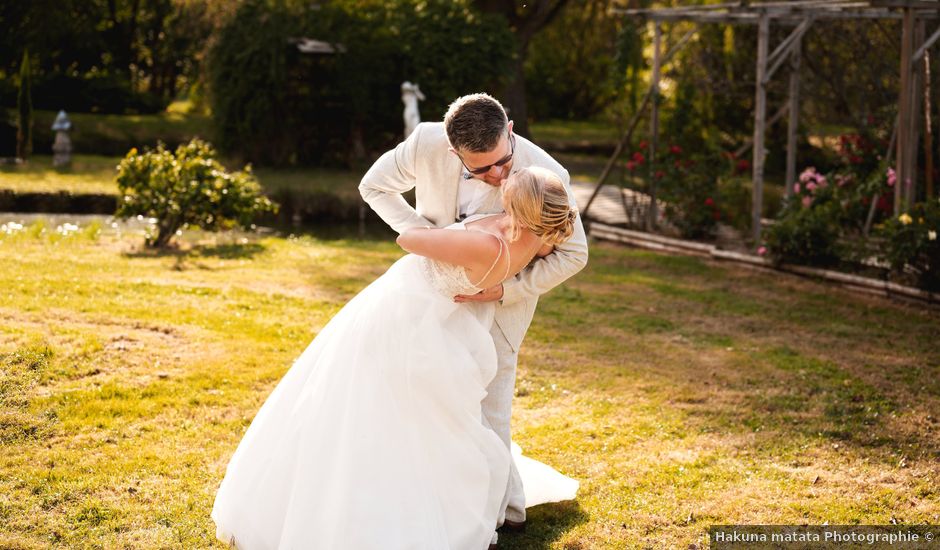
[669,145,682,155]
[654,170,665,180]
[704,197,714,206]
[632,152,645,164]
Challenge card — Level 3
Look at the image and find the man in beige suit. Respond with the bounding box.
[359,93,588,545]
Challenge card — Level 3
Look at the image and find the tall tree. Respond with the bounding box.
[472,0,570,137]
[16,50,32,161]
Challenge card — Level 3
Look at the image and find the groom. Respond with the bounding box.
[359,93,588,545]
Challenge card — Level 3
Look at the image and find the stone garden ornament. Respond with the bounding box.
[51,110,72,167]
[401,81,425,139]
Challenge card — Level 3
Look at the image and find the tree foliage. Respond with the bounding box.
[0,0,216,114]
[207,0,513,166]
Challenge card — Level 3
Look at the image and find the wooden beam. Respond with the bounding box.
[863,115,899,237]
[663,27,699,63]
[614,7,940,23]
[909,18,924,210]
[752,13,770,246]
[764,17,814,83]
[648,23,663,231]
[912,24,940,64]
[924,48,934,200]
[582,26,698,219]
[871,0,940,9]
[582,89,652,219]
[786,37,802,200]
[897,7,914,215]
[734,102,790,158]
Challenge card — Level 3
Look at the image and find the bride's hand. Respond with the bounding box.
[454,284,503,303]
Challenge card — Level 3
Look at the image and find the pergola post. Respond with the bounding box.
[752,13,770,245]
[926,48,936,200]
[897,7,915,215]
[909,19,925,209]
[647,23,663,231]
[785,27,803,200]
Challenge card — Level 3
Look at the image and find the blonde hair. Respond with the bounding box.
[502,166,577,245]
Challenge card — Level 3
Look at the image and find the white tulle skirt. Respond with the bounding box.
[212,254,576,550]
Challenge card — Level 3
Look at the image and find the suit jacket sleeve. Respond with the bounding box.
[500,168,589,306]
[359,123,435,234]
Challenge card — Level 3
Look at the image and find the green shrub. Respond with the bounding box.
[764,202,843,267]
[115,139,277,248]
[626,144,722,239]
[16,50,32,160]
[878,200,940,291]
[764,167,844,266]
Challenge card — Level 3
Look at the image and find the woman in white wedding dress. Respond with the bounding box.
[212,167,578,549]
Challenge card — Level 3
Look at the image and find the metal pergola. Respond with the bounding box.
[584,0,940,247]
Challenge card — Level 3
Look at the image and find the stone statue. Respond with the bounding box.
[401,82,425,139]
[51,110,72,168]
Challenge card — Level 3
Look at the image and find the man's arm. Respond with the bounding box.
[500,169,589,306]
[359,123,435,234]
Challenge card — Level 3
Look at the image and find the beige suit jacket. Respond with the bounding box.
[359,122,588,351]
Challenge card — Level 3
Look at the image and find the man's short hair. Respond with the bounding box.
[444,93,509,153]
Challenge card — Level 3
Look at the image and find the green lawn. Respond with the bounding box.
[1,220,937,548]
[530,119,618,146]
[0,155,363,201]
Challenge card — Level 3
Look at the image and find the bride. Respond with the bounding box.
[212,166,579,549]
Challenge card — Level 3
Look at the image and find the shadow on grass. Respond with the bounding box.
[499,500,589,550]
[122,242,267,263]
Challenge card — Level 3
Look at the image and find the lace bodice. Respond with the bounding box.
[419,219,509,297]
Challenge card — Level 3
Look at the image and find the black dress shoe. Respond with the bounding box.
[498,519,526,533]
[488,544,499,550]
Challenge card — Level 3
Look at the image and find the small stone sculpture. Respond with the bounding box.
[401,82,425,139]
[51,110,72,167]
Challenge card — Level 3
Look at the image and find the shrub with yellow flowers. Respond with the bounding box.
[878,199,940,291]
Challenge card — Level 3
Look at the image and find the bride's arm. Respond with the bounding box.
[397,228,500,273]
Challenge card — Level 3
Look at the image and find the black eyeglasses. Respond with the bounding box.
[459,134,515,176]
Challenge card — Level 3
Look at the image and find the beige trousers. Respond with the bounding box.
[482,322,526,526]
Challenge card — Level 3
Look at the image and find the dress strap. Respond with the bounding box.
[469,231,510,289]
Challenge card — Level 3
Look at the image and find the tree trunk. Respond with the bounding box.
[504,49,530,137]
[472,0,571,139]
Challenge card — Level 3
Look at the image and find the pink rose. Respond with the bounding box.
[799,167,816,184]
[887,167,897,187]
[802,196,813,208]
[794,182,801,193]
[757,246,767,256]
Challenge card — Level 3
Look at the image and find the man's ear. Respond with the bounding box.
[448,146,459,156]
[507,120,514,136]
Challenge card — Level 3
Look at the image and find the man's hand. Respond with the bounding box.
[454,284,503,303]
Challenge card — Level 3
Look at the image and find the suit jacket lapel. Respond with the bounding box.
[440,153,462,223]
